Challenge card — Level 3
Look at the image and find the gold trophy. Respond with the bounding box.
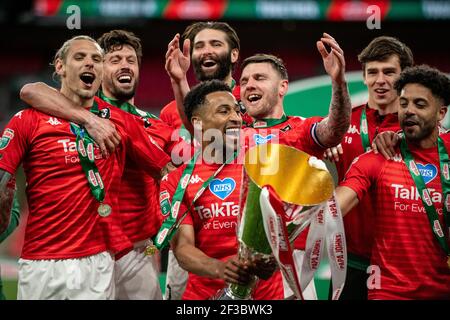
[215,143,334,300]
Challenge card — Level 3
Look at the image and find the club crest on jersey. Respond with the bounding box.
[0,128,14,150]
[253,134,276,145]
[417,163,438,184]
[209,178,236,200]
[99,108,111,119]
[160,191,171,216]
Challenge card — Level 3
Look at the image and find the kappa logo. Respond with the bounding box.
[280,124,291,132]
[209,178,236,200]
[253,133,276,145]
[0,128,14,150]
[416,163,438,184]
[14,111,23,119]
[47,117,62,126]
[190,174,204,184]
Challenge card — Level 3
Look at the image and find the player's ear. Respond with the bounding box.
[191,116,202,129]
[231,48,239,65]
[55,58,65,78]
[438,106,447,121]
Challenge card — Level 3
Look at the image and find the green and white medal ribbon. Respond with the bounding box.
[99,91,158,120]
[70,100,110,217]
[400,137,450,269]
[251,114,288,129]
[360,105,371,152]
[154,151,238,250]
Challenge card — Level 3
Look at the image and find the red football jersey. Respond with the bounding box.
[245,116,325,158]
[115,110,189,244]
[0,99,169,260]
[341,136,450,299]
[338,104,400,264]
[160,157,284,300]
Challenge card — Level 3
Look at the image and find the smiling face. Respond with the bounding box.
[364,55,402,112]
[192,91,242,153]
[102,44,139,102]
[399,83,446,145]
[240,62,288,119]
[56,39,103,105]
[191,28,238,82]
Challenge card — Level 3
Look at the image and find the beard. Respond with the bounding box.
[193,51,233,82]
[104,76,138,102]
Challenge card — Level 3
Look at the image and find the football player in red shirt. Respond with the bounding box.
[162,79,282,300]
[336,65,450,299]
[0,36,170,299]
[324,36,414,299]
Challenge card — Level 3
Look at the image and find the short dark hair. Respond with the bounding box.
[241,54,288,80]
[184,80,232,121]
[358,36,414,72]
[394,65,450,106]
[97,30,143,65]
[182,21,240,54]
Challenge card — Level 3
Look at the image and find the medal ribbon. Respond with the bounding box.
[360,105,371,152]
[70,100,105,204]
[99,91,158,120]
[154,151,238,250]
[400,137,450,259]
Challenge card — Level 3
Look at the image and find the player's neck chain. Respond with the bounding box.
[400,136,450,269]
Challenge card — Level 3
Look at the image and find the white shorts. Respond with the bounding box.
[283,249,318,300]
[115,239,162,300]
[18,251,115,300]
[163,249,188,300]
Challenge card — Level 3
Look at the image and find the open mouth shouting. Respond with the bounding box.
[79,72,96,88]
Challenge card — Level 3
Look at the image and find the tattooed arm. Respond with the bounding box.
[315,33,351,147]
[0,170,15,235]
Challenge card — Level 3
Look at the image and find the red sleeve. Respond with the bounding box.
[121,111,171,178]
[0,109,36,175]
[160,100,182,129]
[288,116,325,158]
[339,151,383,201]
[159,166,192,226]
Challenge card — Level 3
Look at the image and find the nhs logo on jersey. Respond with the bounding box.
[209,178,236,200]
[253,134,276,145]
[417,163,438,184]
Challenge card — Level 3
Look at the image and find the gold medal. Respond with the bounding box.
[144,245,158,256]
[98,203,112,217]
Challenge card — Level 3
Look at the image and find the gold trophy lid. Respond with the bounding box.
[244,143,334,206]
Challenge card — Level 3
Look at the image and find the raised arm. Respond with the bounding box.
[20,82,120,157]
[171,224,252,285]
[0,170,15,235]
[315,33,352,147]
[165,34,193,133]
